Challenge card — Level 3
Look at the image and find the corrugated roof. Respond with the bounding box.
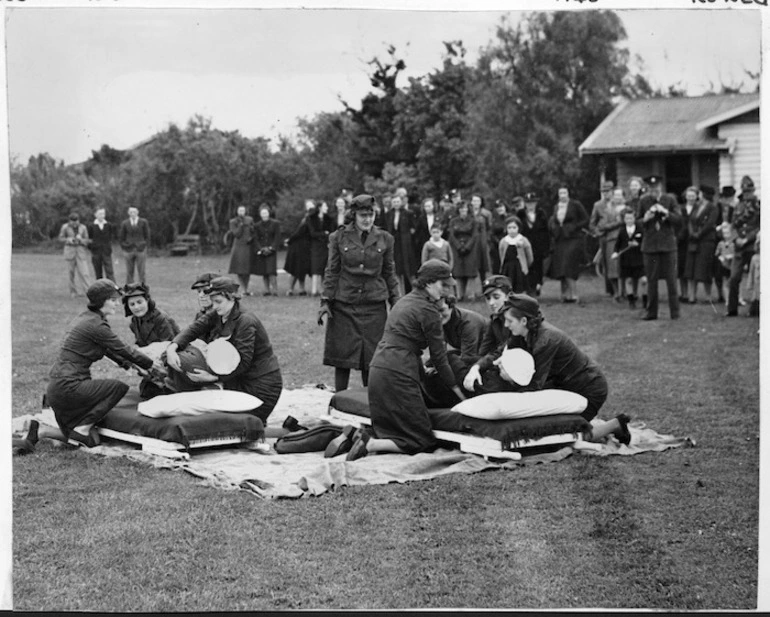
[579,93,759,155]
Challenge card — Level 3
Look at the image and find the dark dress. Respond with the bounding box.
[685,201,718,283]
[614,225,645,280]
[383,208,418,290]
[322,223,400,371]
[447,215,479,278]
[517,207,551,291]
[678,204,695,279]
[171,303,283,422]
[251,218,282,276]
[500,244,527,293]
[130,305,180,399]
[46,308,154,437]
[283,217,312,279]
[308,213,335,276]
[547,200,589,280]
[488,211,508,274]
[227,215,254,275]
[368,288,457,453]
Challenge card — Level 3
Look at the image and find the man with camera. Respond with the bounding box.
[637,176,682,320]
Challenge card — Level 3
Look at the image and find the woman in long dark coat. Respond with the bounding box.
[517,193,551,296]
[678,186,698,302]
[318,194,400,393]
[447,201,479,301]
[43,279,157,447]
[165,276,283,423]
[341,260,466,461]
[488,199,509,275]
[284,200,314,296]
[251,205,282,296]
[547,187,589,303]
[227,205,255,295]
[685,186,719,303]
[308,201,335,296]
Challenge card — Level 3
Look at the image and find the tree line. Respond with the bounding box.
[10,11,754,250]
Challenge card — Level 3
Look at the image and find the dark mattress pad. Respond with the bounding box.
[98,390,264,449]
[329,388,590,448]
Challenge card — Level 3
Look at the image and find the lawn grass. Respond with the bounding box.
[11,252,759,610]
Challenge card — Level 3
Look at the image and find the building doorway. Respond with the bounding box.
[664,155,691,202]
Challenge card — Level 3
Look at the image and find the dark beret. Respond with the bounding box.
[204,276,240,296]
[503,292,540,319]
[86,278,121,306]
[349,194,376,212]
[191,272,218,290]
[416,259,456,285]
[524,192,539,202]
[482,275,512,295]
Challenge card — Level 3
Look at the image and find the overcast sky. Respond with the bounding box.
[4,5,763,165]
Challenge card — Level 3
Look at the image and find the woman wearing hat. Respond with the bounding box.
[227,205,255,296]
[43,279,160,447]
[165,276,283,423]
[337,259,466,461]
[464,293,630,444]
[284,200,315,296]
[547,187,589,303]
[190,272,218,321]
[318,194,400,393]
[447,201,480,301]
[684,186,719,303]
[122,283,180,398]
[251,204,282,296]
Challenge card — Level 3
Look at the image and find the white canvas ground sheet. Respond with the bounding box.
[13,386,693,499]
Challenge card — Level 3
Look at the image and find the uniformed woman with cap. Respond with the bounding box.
[122,282,180,398]
[335,260,466,461]
[318,194,400,393]
[464,292,631,444]
[43,279,160,447]
[190,272,218,321]
[165,276,283,422]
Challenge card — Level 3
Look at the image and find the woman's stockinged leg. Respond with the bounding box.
[335,367,351,392]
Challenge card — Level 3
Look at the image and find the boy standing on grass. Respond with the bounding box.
[612,208,646,310]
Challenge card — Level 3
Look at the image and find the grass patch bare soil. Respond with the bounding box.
[12,253,759,610]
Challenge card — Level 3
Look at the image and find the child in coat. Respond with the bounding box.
[612,208,646,309]
[715,222,736,306]
[497,216,533,293]
[421,223,454,270]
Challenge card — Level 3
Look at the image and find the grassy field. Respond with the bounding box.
[11,251,760,610]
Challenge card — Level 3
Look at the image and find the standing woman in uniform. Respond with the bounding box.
[547,187,589,303]
[43,279,159,447]
[318,194,400,393]
[341,260,466,461]
[252,204,282,296]
[228,205,255,296]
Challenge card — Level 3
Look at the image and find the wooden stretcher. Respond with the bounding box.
[327,401,601,462]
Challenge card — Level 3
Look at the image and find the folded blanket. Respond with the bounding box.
[12,386,694,499]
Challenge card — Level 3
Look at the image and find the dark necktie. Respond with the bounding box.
[361,231,368,244]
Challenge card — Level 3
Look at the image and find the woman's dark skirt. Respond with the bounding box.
[548,237,584,280]
[368,365,437,454]
[228,368,283,423]
[46,377,129,437]
[251,253,277,276]
[323,301,387,370]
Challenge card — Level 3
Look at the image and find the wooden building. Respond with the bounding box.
[579,93,760,199]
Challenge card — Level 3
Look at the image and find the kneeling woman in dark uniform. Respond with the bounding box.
[345,260,466,461]
[464,293,630,443]
[165,276,283,423]
[44,279,158,447]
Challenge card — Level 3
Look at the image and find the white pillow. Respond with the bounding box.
[206,338,241,375]
[451,389,587,420]
[138,390,263,418]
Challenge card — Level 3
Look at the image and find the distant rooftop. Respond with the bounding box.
[579,93,760,156]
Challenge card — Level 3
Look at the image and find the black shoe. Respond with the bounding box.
[69,427,100,448]
[324,425,357,458]
[614,413,632,445]
[282,416,307,433]
[25,420,39,446]
[346,429,371,461]
[641,314,657,321]
[724,311,738,317]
